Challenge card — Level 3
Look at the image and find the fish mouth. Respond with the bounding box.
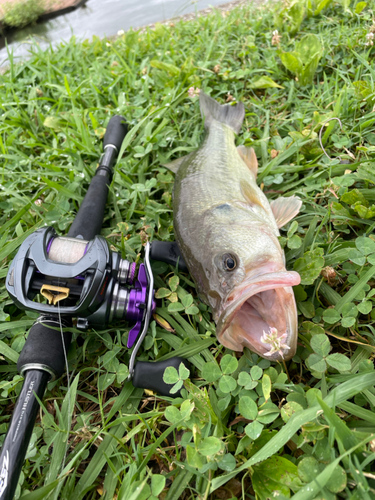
[217,271,300,361]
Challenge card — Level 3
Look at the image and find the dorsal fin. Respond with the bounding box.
[270,196,302,228]
[199,92,245,133]
[162,153,193,173]
[237,146,258,178]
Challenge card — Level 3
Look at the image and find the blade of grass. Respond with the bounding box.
[316,396,358,450]
[156,308,216,364]
[338,401,375,426]
[0,339,19,363]
[0,224,43,262]
[158,335,215,361]
[41,177,83,202]
[47,374,80,488]
[291,435,375,500]
[72,387,143,500]
[0,319,35,333]
[211,371,375,491]
[335,265,375,313]
[258,139,311,182]
[19,479,62,500]
[165,469,194,500]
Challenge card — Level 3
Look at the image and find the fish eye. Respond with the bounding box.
[223,253,237,271]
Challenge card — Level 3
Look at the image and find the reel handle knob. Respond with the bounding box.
[103,115,128,151]
[132,357,189,397]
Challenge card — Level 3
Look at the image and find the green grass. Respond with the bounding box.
[2,0,44,29]
[1,1,375,498]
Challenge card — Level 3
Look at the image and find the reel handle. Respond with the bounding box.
[150,241,188,272]
[132,357,189,397]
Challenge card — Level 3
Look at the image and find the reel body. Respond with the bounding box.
[6,226,155,348]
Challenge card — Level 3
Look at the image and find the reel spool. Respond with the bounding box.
[48,237,89,264]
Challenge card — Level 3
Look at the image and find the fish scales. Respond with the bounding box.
[168,92,302,361]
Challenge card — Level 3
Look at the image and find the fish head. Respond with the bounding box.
[196,204,300,361]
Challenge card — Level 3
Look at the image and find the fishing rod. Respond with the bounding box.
[0,116,188,500]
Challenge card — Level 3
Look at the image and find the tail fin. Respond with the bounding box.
[199,92,245,134]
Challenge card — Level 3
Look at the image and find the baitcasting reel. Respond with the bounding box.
[5,226,190,389]
[6,226,156,352]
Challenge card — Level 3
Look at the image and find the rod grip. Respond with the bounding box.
[67,175,109,240]
[17,319,72,379]
[103,115,128,150]
[132,357,189,397]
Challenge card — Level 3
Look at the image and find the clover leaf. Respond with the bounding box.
[218,375,236,393]
[237,365,263,391]
[298,457,346,493]
[325,353,351,371]
[163,362,190,394]
[156,275,200,315]
[197,436,222,456]
[293,247,324,285]
[307,334,351,374]
[279,221,302,249]
[356,236,375,255]
[164,399,194,424]
[346,235,375,267]
[202,355,239,396]
[239,396,258,420]
[357,301,372,315]
[202,363,222,382]
[322,308,341,324]
[220,354,238,374]
[245,420,263,440]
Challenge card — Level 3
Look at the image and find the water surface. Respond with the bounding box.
[0,0,233,64]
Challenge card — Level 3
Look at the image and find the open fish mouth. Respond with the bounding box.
[217,271,301,361]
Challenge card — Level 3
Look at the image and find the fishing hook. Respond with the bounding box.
[318,117,343,160]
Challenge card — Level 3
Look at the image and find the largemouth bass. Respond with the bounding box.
[167,93,302,361]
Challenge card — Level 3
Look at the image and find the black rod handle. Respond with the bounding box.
[67,175,110,240]
[0,370,50,500]
[17,319,72,378]
[68,115,128,241]
[132,357,189,397]
[103,115,128,151]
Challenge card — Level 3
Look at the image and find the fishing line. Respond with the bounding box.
[57,296,71,477]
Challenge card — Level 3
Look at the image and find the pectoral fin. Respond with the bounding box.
[237,146,258,178]
[270,196,302,228]
[162,153,193,173]
[240,179,264,208]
